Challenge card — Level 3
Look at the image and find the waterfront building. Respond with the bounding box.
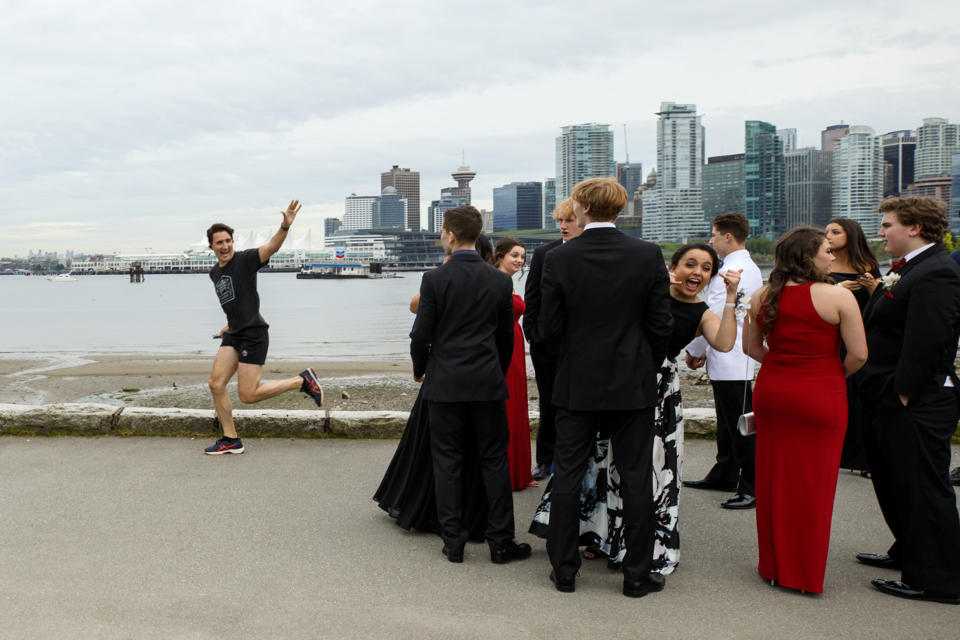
[832,125,884,236]
[904,175,952,212]
[745,120,786,239]
[555,123,615,200]
[642,102,706,241]
[427,197,469,233]
[822,124,850,152]
[542,178,557,228]
[381,165,420,230]
[914,117,960,179]
[440,165,476,204]
[374,187,407,230]
[785,148,833,229]
[343,194,379,230]
[324,217,342,237]
[702,153,745,221]
[617,162,644,216]
[777,128,798,153]
[881,130,916,197]
[493,181,543,231]
[480,209,494,233]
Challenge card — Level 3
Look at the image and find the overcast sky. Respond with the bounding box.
[1,0,958,256]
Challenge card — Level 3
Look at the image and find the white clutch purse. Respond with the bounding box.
[737,412,755,436]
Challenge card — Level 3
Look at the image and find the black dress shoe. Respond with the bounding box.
[683,477,737,491]
[721,493,756,510]
[490,540,532,564]
[856,552,900,570]
[550,570,575,593]
[532,463,551,481]
[623,572,665,598]
[442,544,464,563]
[872,578,960,605]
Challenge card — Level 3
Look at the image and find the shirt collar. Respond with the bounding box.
[583,222,616,230]
[721,248,750,262]
[903,243,934,263]
[451,249,477,257]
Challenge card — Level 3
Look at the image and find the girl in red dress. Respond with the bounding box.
[495,237,537,490]
[743,227,867,593]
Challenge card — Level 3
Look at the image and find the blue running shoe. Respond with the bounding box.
[300,367,324,407]
[204,437,244,455]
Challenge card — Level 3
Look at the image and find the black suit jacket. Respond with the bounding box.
[522,238,562,347]
[859,244,960,403]
[539,227,673,411]
[410,252,514,402]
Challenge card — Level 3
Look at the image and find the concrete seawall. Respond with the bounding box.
[0,403,720,437]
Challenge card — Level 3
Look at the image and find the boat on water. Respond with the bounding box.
[296,261,397,279]
[47,273,78,282]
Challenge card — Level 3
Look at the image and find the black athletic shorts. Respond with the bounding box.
[221,328,269,365]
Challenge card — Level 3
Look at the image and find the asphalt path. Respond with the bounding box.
[0,437,957,639]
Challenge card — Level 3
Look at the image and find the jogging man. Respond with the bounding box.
[204,199,324,455]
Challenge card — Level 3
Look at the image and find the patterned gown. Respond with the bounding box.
[530,297,707,574]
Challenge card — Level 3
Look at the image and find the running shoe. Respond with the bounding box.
[300,367,324,407]
[204,437,245,455]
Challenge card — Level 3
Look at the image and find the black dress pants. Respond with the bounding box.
[530,342,559,466]
[428,400,515,551]
[861,385,960,593]
[706,380,756,496]
[547,407,655,582]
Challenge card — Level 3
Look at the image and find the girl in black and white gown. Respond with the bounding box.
[530,243,741,575]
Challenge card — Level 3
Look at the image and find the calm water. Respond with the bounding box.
[0,273,429,360]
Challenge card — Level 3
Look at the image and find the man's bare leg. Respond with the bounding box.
[209,346,240,439]
[236,364,304,405]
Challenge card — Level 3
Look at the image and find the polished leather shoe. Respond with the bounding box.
[490,540,532,564]
[623,572,665,598]
[442,544,464,563]
[682,477,737,492]
[872,578,960,605]
[721,493,756,509]
[550,570,575,593]
[856,552,900,570]
[532,463,551,481]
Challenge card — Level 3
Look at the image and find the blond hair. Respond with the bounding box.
[570,178,627,222]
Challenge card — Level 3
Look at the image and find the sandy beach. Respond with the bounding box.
[0,352,719,413]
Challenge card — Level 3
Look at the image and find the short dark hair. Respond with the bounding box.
[712,213,749,243]
[206,223,234,247]
[442,206,482,245]
[878,196,948,244]
[475,234,494,264]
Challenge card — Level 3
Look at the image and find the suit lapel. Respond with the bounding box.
[864,245,943,321]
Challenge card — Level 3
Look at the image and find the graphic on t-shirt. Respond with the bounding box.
[215,276,236,306]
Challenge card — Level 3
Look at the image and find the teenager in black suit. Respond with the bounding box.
[409,206,531,565]
[539,178,673,597]
[523,199,584,480]
[856,197,960,605]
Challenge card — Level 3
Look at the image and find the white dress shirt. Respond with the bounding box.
[685,248,764,381]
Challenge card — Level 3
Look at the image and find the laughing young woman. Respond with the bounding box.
[530,242,741,579]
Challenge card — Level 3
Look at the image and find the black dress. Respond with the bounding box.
[829,270,880,472]
[373,387,488,541]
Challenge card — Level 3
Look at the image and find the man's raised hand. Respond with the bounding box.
[282,200,302,229]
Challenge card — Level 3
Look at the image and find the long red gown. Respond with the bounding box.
[506,293,534,490]
[753,283,847,593]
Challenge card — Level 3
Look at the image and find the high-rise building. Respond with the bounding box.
[881,130,916,197]
[702,153,745,222]
[542,178,557,228]
[777,128,798,152]
[381,165,421,230]
[745,120,786,239]
[951,154,960,235]
[642,102,706,241]
[440,165,476,203]
[555,123,615,200]
[904,176,952,211]
[832,126,884,236]
[493,182,543,231]
[343,194,379,230]
[427,198,469,233]
[821,124,850,152]
[374,187,407,229]
[617,162,644,216]
[324,217,342,237]
[914,117,960,179]
[784,148,833,229]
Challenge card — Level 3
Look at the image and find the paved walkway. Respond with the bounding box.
[0,437,957,639]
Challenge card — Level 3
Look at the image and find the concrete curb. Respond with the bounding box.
[0,403,719,437]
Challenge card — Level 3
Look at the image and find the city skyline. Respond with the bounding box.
[1,1,959,255]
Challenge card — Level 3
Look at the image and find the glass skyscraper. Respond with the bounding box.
[493,182,543,231]
[915,118,960,179]
[555,123,615,200]
[951,154,960,234]
[542,178,557,229]
[745,120,786,239]
[702,154,745,222]
[881,130,916,197]
[832,126,884,236]
[784,148,833,229]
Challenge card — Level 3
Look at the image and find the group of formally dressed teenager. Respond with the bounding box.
[374,178,960,604]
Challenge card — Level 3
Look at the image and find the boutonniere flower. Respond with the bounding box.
[881,272,901,298]
[734,289,748,318]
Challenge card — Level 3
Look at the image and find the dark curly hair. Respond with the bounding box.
[878,196,949,244]
[759,226,831,337]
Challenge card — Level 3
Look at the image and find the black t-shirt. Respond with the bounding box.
[667,297,709,360]
[209,248,270,336]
